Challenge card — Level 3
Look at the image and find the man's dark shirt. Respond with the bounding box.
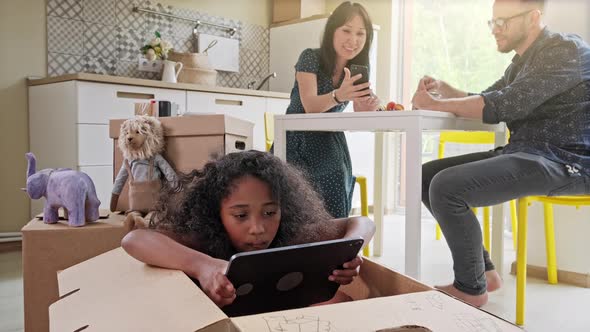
[480,28,590,175]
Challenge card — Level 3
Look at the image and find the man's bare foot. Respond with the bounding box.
[485,270,503,292]
[435,284,488,307]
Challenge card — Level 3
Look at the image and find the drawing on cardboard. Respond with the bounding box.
[264,315,332,332]
[404,296,423,311]
[454,313,502,332]
[425,293,444,310]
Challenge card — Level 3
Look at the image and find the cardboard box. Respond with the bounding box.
[22,213,130,332]
[109,115,254,211]
[272,0,326,23]
[49,248,521,331]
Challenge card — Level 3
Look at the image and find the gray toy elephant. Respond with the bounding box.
[24,152,101,227]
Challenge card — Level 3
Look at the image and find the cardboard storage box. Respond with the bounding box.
[22,213,130,332]
[109,115,253,211]
[49,248,521,331]
[272,0,326,23]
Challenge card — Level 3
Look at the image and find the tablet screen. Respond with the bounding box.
[222,237,364,316]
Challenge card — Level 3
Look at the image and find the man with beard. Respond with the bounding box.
[412,0,590,307]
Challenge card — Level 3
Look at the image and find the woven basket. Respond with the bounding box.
[177,67,217,86]
[167,51,212,69]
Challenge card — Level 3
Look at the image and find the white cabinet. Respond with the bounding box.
[28,78,289,216]
[186,92,290,151]
[28,81,186,216]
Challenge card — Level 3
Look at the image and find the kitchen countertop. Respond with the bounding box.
[27,73,291,99]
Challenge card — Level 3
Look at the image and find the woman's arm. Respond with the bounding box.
[121,229,236,307]
[297,72,340,113]
[297,68,371,113]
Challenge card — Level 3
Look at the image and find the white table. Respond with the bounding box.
[273,110,507,279]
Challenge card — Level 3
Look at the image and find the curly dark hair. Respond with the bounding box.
[150,150,333,260]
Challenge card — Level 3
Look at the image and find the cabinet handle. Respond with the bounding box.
[117,91,155,99]
[215,99,243,106]
[235,141,246,150]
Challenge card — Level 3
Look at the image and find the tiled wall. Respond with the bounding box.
[46,0,271,89]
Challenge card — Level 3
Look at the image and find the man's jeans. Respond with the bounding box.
[422,150,590,295]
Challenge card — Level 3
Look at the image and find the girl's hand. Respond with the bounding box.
[334,67,372,102]
[196,257,236,308]
[329,256,363,285]
[353,90,381,112]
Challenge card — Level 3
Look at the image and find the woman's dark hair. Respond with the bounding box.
[151,150,333,260]
[319,1,374,76]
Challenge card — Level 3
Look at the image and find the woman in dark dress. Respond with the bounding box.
[285,2,380,218]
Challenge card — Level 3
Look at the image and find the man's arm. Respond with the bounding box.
[412,78,486,119]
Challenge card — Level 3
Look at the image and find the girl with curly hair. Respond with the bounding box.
[122,150,375,308]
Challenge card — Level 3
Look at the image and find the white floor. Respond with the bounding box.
[370,213,590,332]
[1,214,590,331]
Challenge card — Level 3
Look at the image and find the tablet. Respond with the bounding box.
[222,237,364,316]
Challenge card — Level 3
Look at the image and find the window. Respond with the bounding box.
[406,0,512,98]
[395,0,511,208]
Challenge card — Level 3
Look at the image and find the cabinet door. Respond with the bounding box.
[187,91,267,151]
[266,97,290,116]
[78,124,112,166]
[77,82,187,124]
[78,165,113,211]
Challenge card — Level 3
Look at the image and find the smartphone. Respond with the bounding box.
[349,64,370,96]
[350,64,369,85]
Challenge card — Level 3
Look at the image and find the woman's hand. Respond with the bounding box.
[353,90,380,112]
[195,257,236,308]
[329,255,363,285]
[334,67,372,102]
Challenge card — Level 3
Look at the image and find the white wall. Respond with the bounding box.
[544,0,590,41]
[525,0,590,274]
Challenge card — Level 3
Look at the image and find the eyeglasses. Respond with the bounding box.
[487,9,534,31]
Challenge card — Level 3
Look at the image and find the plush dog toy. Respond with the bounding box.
[24,152,101,227]
[110,115,178,230]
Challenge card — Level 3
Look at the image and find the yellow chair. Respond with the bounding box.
[263,112,371,256]
[264,112,275,152]
[516,194,590,325]
[435,131,519,251]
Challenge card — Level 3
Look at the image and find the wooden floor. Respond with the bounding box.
[0,245,23,332]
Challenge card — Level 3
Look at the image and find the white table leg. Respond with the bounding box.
[491,129,506,275]
[491,203,506,275]
[405,127,422,279]
[274,120,286,161]
[372,132,387,256]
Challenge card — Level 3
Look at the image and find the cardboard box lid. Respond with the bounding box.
[109,115,254,139]
[22,211,122,233]
[49,248,227,332]
[231,290,522,332]
[49,248,520,332]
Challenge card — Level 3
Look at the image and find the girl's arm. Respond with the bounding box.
[336,216,376,246]
[121,229,236,307]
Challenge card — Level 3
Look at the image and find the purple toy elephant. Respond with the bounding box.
[24,152,101,227]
